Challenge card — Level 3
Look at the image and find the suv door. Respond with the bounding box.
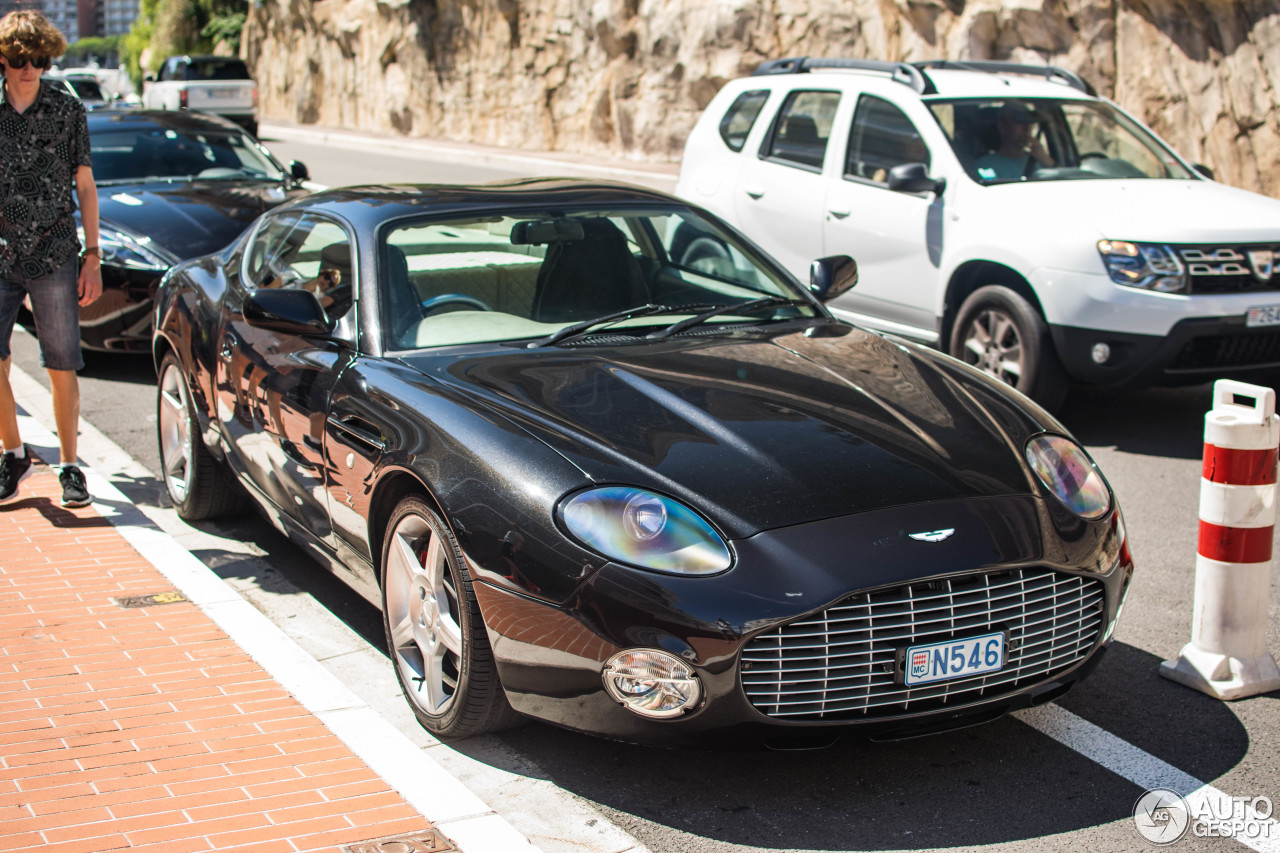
[732,90,841,276]
[822,95,944,339]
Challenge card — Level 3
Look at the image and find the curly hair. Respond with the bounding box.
[0,10,67,60]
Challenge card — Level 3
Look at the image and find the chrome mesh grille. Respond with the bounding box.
[741,569,1106,721]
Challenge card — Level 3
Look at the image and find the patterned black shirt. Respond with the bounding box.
[0,80,92,280]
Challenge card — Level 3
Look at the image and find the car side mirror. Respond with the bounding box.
[887,162,945,195]
[809,255,858,302]
[1193,163,1215,180]
[289,160,310,182]
[144,73,155,83]
[244,288,334,337]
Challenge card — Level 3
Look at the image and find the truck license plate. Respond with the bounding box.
[904,632,1005,686]
[1247,305,1280,327]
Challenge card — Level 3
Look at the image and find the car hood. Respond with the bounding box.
[986,178,1280,243]
[98,180,303,261]
[409,323,1046,537]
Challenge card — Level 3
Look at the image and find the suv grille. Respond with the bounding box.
[1179,244,1279,294]
[741,569,1105,721]
[1170,330,1280,371]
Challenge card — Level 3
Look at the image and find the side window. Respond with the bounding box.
[760,90,841,171]
[247,214,355,321]
[845,96,930,185]
[719,90,769,152]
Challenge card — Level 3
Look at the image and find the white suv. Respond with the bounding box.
[676,58,1280,407]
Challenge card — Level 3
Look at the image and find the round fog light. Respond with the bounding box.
[603,649,701,718]
[1091,342,1111,365]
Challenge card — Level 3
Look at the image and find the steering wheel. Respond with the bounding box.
[420,293,493,315]
[1079,152,1108,161]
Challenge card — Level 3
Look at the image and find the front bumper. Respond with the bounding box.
[78,266,164,352]
[469,495,1132,745]
[1052,316,1280,387]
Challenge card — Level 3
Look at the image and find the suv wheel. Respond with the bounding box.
[950,285,1068,411]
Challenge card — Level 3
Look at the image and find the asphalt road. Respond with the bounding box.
[10,126,1279,853]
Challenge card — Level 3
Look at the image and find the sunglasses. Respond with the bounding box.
[3,55,50,69]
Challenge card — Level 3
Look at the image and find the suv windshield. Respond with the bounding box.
[927,98,1196,185]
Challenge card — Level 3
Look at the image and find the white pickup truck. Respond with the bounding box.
[142,55,257,136]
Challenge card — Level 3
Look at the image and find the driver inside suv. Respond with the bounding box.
[975,101,1055,180]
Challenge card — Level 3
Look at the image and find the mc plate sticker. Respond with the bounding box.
[904,631,1005,686]
[1246,305,1280,327]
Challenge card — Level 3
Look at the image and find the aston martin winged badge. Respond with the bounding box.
[908,528,956,543]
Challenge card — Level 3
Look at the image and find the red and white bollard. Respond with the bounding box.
[1160,379,1280,699]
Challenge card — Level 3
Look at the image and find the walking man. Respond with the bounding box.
[0,10,101,507]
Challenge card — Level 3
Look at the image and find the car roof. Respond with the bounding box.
[86,108,247,134]
[281,179,689,227]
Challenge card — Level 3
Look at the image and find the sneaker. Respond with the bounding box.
[59,464,91,508]
[0,448,34,504]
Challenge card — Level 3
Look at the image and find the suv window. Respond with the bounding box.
[760,90,840,171]
[719,90,769,152]
[185,58,251,81]
[846,96,930,184]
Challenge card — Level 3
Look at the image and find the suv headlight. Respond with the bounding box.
[1097,240,1186,293]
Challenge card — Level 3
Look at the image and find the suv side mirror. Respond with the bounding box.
[1193,163,1215,180]
[245,288,334,337]
[809,255,858,302]
[887,162,945,195]
[289,160,310,182]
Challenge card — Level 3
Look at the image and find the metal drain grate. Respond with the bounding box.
[112,591,189,608]
[344,828,456,853]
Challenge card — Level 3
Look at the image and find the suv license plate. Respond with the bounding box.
[904,632,1004,686]
[1247,305,1280,327]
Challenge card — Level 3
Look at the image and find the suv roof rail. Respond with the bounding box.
[752,57,935,95]
[910,59,1095,96]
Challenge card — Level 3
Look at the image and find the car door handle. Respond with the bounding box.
[745,186,765,199]
[327,415,386,452]
[828,208,851,219]
[219,334,235,362]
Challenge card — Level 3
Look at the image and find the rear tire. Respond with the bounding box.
[156,352,246,520]
[381,496,521,739]
[949,284,1069,411]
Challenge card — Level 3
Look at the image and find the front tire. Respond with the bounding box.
[381,496,520,739]
[949,285,1069,411]
[156,352,246,520]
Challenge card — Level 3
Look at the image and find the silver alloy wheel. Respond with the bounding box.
[385,513,464,717]
[961,307,1025,386]
[157,362,194,505]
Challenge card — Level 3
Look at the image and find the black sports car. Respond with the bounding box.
[152,180,1133,746]
[78,108,309,352]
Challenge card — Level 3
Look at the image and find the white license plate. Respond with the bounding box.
[904,632,1005,686]
[1247,305,1280,327]
[204,88,239,99]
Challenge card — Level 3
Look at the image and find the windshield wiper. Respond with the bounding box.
[643,296,804,340]
[530,302,732,348]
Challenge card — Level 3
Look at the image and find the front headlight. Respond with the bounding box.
[559,486,731,575]
[1097,239,1186,293]
[80,224,171,271]
[1026,434,1111,519]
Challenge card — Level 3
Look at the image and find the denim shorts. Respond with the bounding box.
[0,258,83,371]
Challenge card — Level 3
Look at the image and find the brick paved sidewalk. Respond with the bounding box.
[1,460,454,853]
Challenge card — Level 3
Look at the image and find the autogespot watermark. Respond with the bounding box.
[1133,787,1274,845]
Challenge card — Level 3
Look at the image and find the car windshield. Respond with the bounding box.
[926,97,1197,185]
[66,77,106,100]
[91,126,286,184]
[381,206,816,350]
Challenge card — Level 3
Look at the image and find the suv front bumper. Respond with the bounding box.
[1052,316,1280,387]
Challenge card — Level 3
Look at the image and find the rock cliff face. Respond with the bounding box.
[242,0,1280,197]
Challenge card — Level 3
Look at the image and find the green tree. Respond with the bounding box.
[122,0,247,85]
[63,36,123,66]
